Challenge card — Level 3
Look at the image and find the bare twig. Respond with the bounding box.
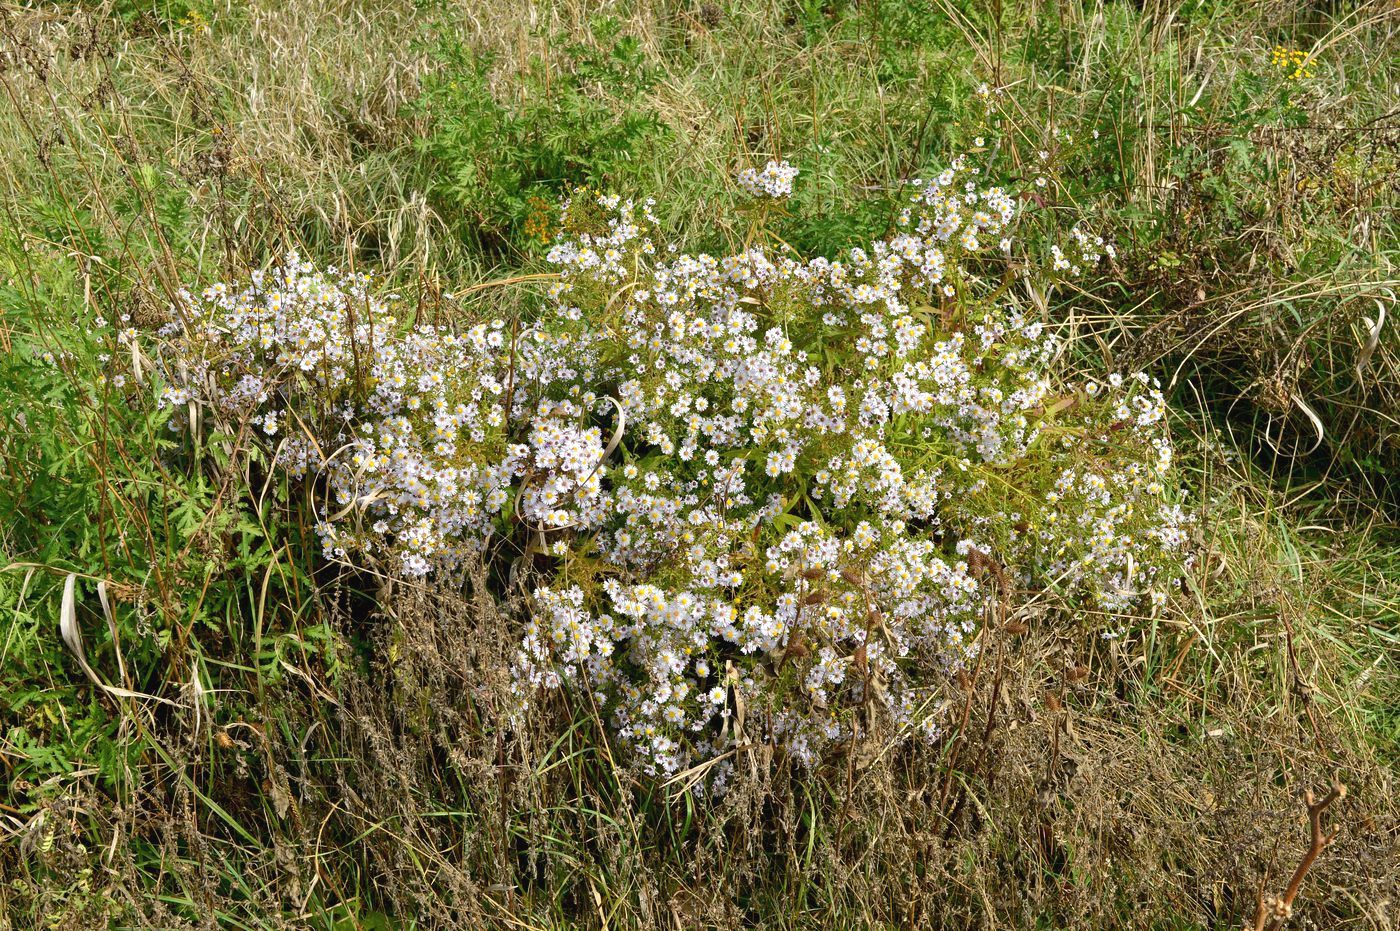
[1251,781,1346,931]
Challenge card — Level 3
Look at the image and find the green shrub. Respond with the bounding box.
[415,17,667,261]
[151,151,1189,782]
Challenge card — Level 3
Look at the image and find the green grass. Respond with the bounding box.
[1,0,1397,927]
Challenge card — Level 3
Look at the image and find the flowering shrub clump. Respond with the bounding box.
[155,155,1189,785]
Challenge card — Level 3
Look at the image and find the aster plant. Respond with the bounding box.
[154,153,1190,789]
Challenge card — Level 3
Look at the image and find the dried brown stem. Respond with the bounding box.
[1251,780,1346,931]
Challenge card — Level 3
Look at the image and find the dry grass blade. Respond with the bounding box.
[1354,296,1387,382]
[1288,393,1326,457]
[58,573,178,707]
[95,579,126,685]
[660,743,754,795]
[577,396,627,488]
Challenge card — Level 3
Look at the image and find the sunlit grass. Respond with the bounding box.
[1,1,1396,927]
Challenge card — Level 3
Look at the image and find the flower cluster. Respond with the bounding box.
[153,258,524,575]
[737,160,798,199]
[1271,45,1314,81]
[156,153,1189,787]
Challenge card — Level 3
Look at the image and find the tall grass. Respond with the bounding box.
[1,1,1397,928]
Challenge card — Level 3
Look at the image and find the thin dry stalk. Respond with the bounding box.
[1251,781,1347,931]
